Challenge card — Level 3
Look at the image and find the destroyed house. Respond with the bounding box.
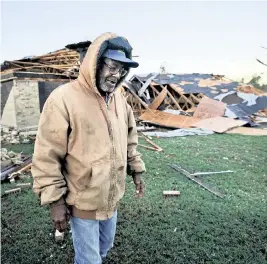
[0,41,91,131]
[122,73,267,117]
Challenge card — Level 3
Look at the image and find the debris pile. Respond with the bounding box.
[1,149,24,167]
[1,128,36,145]
[1,48,80,77]
[122,73,267,137]
[1,148,32,181]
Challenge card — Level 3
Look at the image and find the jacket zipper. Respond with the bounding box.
[98,94,117,212]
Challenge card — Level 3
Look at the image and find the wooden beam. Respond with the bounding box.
[168,84,195,108]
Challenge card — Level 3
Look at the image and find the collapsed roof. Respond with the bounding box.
[1,41,91,78]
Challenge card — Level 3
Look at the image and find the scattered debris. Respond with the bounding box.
[55,230,64,242]
[137,125,156,132]
[16,182,32,188]
[163,190,181,197]
[1,128,36,145]
[1,48,81,77]
[139,109,200,129]
[169,164,233,198]
[193,117,247,133]
[1,155,32,181]
[138,133,163,152]
[226,127,267,136]
[191,170,233,177]
[193,96,226,119]
[1,148,24,165]
[143,128,214,138]
[3,187,22,196]
[121,73,267,137]
[8,163,32,182]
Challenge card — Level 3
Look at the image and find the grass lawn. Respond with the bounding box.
[1,134,267,264]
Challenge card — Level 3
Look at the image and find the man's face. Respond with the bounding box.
[97,58,128,94]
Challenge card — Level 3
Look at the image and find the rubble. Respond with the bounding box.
[1,148,23,165]
[1,48,80,77]
[1,128,36,145]
[122,73,267,136]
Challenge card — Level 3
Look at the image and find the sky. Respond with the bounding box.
[1,1,267,83]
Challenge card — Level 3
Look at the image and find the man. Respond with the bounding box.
[31,32,146,264]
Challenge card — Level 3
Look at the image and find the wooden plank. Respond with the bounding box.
[151,84,182,110]
[16,183,32,187]
[149,87,168,110]
[141,133,163,151]
[4,188,22,195]
[193,96,226,119]
[189,94,201,103]
[128,89,149,109]
[138,144,159,151]
[139,109,200,129]
[0,77,17,83]
[163,190,181,196]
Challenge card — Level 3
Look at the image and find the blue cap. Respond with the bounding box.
[103,49,139,68]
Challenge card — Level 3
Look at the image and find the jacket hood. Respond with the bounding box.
[77,32,133,95]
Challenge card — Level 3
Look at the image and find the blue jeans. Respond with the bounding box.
[70,211,117,264]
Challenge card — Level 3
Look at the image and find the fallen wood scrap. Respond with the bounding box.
[55,230,65,242]
[163,190,180,197]
[9,162,32,182]
[16,182,32,188]
[1,156,32,181]
[137,125,156,132]
[138,133,163,152]
[169,164,233,198]
[139,109,200,129]
[193,116,247,133]
[2,188,22,197]
[193,96,226,119]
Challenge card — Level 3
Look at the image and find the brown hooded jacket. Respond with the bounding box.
[31,32,146,220]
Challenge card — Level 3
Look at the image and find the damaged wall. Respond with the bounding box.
[1,77,69,130]
[1,80,17,127]
[13,80,40,130]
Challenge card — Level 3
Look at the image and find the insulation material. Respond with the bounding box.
[143,128,214,137]
[139,109,200,129]
[193,96,226,119]
[193,116,247,133]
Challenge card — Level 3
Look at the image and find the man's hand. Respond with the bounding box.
[133,173,145,198]
[50,198,70,232]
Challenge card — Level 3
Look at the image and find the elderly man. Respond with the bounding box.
[31,32,146,264]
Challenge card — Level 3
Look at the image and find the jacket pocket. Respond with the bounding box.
[75,161,111,211]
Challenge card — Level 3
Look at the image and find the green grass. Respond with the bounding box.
[1,135,267,264]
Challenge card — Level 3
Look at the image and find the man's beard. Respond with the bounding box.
[98,77,118,94]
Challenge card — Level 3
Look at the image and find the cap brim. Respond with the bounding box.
[113,57,139,68]
[103,49,139,68]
